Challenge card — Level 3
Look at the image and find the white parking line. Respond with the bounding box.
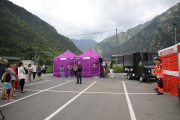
[47,90,80,93]
[44,81,96,120]
[90,81,102,82]
[84,92,125,94]
[25,80,52,86]
[123,81,136,120]
[0,81,71,108]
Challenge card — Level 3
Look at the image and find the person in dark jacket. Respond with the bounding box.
[76,62,82,84]
[0,59,8,99]
[0,60,8,82]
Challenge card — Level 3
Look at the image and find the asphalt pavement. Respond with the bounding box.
[0,73,179,120]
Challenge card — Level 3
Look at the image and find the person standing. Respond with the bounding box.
[18,61,26,93]
[110,62,114,79]
[0,60,8,99]
[155,58,164,95]
[68,63,72,77]
[28,64,33,82]
[37,63,41,80]
[7,63,16,97]
[12,64,21,92]
[104,64,108,78]
[152,57,159,91]
[31,62,37,81]
[73,64,78,78]
[76,62,82,84]
[60,65,64,78]
[1,69,15,101]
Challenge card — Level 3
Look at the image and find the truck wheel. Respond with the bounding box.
[139,75,144,82]
[127,74,131,80]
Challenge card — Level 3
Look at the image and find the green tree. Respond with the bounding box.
[110,58,115,64]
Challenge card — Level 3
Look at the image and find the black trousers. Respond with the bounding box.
[74,71,77,77]
[20,79,25,91]
[33,72,36,79]
[158,78,163,88]
[77,72,82,83]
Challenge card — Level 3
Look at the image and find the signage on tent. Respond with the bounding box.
[159,47,177,56]
[60,58,67,60]
[70,58,74,59]
[92,64,97,67]
[83,57,90,59]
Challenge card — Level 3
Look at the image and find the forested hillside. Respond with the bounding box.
[82,3,180,59]
[0,0,82,64]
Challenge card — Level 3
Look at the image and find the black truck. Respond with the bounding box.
[123,52,158,82]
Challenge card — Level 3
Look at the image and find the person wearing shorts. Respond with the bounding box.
[2,69,15,101]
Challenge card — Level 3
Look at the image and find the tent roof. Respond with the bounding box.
[54,50,78,58]
[158,43,180,56]
[77,49,102,58]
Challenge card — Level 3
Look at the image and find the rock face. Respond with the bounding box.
[71,39,97,50]
[82,3,180,59]
[0,0,82,63]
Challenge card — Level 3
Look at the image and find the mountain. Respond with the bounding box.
[0,0,82,64]
[82,3,180,59]
[71,39,97,50]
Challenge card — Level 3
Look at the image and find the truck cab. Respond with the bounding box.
[123,52,158,82]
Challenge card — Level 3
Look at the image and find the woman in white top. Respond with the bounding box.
[18,61,26,93]
[31,63,37,80]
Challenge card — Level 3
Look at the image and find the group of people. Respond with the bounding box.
[60,62,82,84]
[0,60,42,101]
[27,62,42,81]
[104,62,114,79]
[152,57,164,95]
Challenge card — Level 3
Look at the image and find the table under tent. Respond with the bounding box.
[75,49,104,77]
[158,43,180,96]
[53,50,77,77]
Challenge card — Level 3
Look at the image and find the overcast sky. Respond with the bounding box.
[10,0,180,42]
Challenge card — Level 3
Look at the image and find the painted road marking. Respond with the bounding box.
[25,80,52,86]
[44,81,97,120]
[47,90,80,93]
[84,92,125,94]
[123,81,136,120]
[0,81,71,108]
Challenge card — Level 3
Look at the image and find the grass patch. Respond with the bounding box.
[107,64,123,73]
[46,66,53,73]
[47,64,124,73]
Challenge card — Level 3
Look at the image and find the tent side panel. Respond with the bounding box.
[160,53,179,96]
[53,59,60,77]
[90,59,100,77]
[167,75,179,96]
[75,58,100,77]
[60,59,75,77]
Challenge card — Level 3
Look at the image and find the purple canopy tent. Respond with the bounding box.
[53,50,78,77]
[75,49,104,77]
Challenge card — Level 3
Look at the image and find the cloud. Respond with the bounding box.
[9,0,180,42]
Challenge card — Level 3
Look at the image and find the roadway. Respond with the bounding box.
[0,73,179,120]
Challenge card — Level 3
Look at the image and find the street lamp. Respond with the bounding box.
[173,22,177,44]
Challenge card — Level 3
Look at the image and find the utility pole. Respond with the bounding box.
[116,28,117,67]
[174,22,177,45]
[35,36,37,64]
